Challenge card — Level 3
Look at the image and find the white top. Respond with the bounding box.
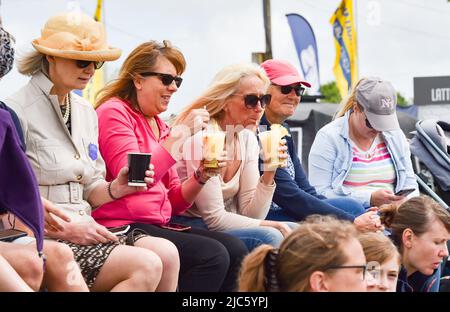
[176,127,276,231]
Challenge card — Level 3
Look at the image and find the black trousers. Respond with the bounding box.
[129,223,248,292]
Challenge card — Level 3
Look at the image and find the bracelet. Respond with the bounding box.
[193,168,207,185]
[107,181,119,200]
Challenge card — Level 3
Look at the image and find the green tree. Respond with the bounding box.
[320,81,341,104]
[396,92,409,107]
[320,81,411,107]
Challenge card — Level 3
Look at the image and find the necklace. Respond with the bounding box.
[62,94,71,124]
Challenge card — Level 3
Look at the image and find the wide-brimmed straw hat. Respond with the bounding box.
[32,11,121,62]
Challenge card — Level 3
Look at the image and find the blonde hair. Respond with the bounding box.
[379,195,450,251]
[358,232,400,266]
[95,40,186,109]
[238,216,358,292]
[16,50,48,76]
[334,77,367,119]
[173,63,270,125]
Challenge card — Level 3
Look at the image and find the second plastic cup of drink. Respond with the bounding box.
[258,129,282,169]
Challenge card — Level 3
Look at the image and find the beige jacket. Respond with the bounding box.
[6,71,105,222]
[177,128,276,231]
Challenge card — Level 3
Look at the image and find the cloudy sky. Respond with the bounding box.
[1,0,450,117]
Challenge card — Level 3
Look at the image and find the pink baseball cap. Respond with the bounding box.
[261,59,311,87]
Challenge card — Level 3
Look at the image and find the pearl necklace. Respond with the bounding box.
[62,94,71,124]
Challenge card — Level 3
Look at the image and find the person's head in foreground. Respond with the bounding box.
[358,232,401,292]
[379,196,450,277]
[238,216,369,292]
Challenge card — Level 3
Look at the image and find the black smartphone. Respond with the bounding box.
[395,188,415,197]
[0,229,28,242]
[108,225,130,236]
[160,223,191,232]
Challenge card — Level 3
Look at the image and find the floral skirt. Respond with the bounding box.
[58,229,147,288]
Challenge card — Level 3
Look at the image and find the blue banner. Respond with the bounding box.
[286,13,321,95]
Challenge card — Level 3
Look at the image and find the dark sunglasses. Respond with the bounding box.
[140,72,183,88]
[275,84,306,96]
[235,93,271,109]
[365,117,374,129]
[76,60,105,70]
[359,107,374,129]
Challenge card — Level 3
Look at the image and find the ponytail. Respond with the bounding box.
[238,245,274,292]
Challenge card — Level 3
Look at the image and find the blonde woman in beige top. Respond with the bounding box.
[174,63,296,251]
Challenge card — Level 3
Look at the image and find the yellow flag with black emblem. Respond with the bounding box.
[330,0,358,98]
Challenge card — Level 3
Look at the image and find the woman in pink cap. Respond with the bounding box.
[259,59,381,234]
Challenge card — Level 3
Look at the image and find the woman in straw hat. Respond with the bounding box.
[0,10,90,292]
[6,11,179,291]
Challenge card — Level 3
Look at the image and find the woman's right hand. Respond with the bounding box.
[45,217,118,245]
[41,197,71,232]
[370,189,403,207]
[260,220,292,238]
[178,108,209,136]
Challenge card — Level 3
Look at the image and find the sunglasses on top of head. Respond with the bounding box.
[273,84,306,96]
[235,93,272,109]
[76,60,105,70]
[140,72,183,88]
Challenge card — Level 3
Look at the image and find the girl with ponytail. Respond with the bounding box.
[238,216,368,292]
[379,195,450,292]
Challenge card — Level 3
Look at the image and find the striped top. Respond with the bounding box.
[343,135,396,193]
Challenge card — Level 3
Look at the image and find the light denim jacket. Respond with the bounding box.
[308,111,418,207]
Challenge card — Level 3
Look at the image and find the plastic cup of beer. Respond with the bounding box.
[203,130,226,168]
[258,129,282,169]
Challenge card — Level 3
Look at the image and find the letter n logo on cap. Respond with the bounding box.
[380,98,393,110]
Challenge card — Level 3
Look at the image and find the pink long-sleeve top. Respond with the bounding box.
[92,97,191,227]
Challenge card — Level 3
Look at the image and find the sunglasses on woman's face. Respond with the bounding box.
[76,60,105,70]
[235,93,272,109]
[140,72,183,88]
[275,84,306,96]
[365,117,374,129]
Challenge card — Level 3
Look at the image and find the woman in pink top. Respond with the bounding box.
[94,40,248,292]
